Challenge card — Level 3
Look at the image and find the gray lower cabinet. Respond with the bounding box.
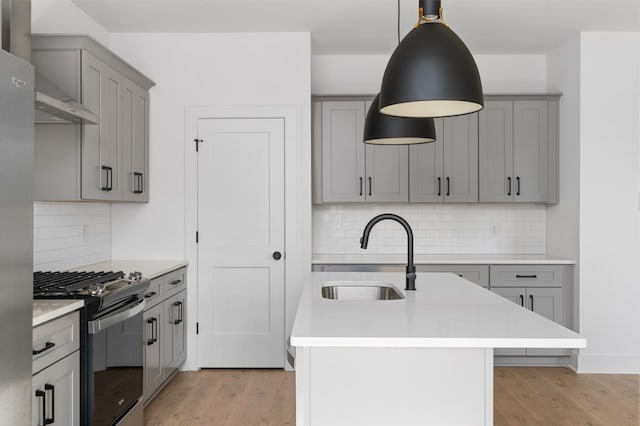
[409,114,478,203]
[490,265,570,357]
[32,311,81,426]
[479,96,559,203]
[315,99,409,203]
[416,264,489,287]
[143,267,187,405]
[32,35,154,202]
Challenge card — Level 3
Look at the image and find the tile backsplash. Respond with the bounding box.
[313,204,546,255]
[34,202,111,271]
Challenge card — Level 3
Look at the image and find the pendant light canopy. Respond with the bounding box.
[364,94,436,145]
[379,0,483,118]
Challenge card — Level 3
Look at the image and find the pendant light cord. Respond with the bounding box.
[397,0,401,44]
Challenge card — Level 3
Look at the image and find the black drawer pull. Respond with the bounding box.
[516,176,521,196]
[144,291,158,298]
[146,318,155,345]
[516,274,538,278]
[446,177,450,196]
[507,177,512,196]
[437,177,441,196]
[359,177,363,196]
[174,301,183,325]
[33,341,56,355]
[519,294,524,307]
[368,177,372,197]
[169,279,182,286]
[134,172,144,194]
[44,384,55,424]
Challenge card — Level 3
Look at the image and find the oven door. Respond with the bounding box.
[87,298,145,426]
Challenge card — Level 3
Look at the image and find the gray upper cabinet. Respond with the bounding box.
[32,35,155,202]
[82,51,122,200]
[479,96,558,203]
[318,99,408,203]
[409,114,478,203]
[122,78,150,201]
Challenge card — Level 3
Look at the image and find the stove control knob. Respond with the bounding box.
[88,285,104,296]
[129,271,142,281]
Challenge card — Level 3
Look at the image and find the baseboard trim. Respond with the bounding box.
[495,356,570,367]
[575,353,640,374]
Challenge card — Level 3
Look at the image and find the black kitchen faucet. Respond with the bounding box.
[360,213,417,291]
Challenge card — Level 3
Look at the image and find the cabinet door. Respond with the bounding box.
[409,119,444,202]
[161,297,176,380]
[170,290,187,368]
[479,101,514,202]
[365,144,409,202]
[526,287,568,356]
[32,351,80,426]
[443,114,478,202]
[321,101,365,202]
[122,78,149,202]
[513,100,548,202]
[490,287,527,356]
[143,304,163,401]
[82,50,122,200]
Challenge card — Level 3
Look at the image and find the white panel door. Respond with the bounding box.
[197,118,285,368]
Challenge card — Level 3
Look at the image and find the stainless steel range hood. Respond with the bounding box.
[2,0,99,124]
[35,73,99,124]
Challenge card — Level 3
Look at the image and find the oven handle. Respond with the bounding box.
[87,299,146,334]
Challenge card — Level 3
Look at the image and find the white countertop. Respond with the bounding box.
[33,300,84,327]
[291,272,586,348]
[77,260,188,280]
[312,254,575,265]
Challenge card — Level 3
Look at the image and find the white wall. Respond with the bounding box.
[314,204,546,255]
[31,0,110,45]
[311,53,547,95]
[108,32,312,370]
[577,32,640,373]
[546,35,582,338]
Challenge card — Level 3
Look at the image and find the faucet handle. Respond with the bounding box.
[406,272,417,280]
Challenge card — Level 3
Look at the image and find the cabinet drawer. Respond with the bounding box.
[163,268,186,297]
[33,311,80,375]
[490,265,564,288]
[144,278,163,309]
[416,265,489,287]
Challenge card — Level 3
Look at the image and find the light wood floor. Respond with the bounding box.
[144,367,638,425]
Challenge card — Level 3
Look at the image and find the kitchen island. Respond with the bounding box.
[291,272,586,426]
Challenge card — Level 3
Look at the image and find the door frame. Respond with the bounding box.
[185,105,304,371]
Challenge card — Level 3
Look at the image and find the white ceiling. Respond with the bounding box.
[70,0,640,54]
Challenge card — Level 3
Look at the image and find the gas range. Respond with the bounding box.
[34,270,150,316]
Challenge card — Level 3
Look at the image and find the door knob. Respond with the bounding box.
[273,251,282,260]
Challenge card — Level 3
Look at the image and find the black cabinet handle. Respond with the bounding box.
[152,318,158,342]
[446,177,450,196]
[359,177,363,196]
[516,274,538,279]
[516,176,521,196]
[169,279,182,286]
[144,291,157,299]
[273,251,282,260]
[179,302,184,323]
[519,294,524,307]
[44,384,55,425]
[134,172,144,194]
[33,341,56,355]
[101,166,111,191]
[36,389,46,426]
[146,318,155,345]
[437,177,441,196]
[529,294,534,311]
[507,177,512,196]
[368,177,372,196]
[174,302,183,325]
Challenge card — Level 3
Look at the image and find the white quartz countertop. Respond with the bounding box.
[312,254,575,265]
[33,300,84,327]
[291,272,586,348]
[77,260,188,280]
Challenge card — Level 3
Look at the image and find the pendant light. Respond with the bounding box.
[379,0,483,118]
[364,94,436,145]
[363,0,436,145]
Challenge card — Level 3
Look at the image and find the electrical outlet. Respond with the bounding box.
[83,225,90,242]
[490,223,499,237]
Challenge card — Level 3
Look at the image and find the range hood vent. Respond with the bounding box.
[34,73,99,124]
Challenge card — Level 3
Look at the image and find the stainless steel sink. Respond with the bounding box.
[321,282,404,301]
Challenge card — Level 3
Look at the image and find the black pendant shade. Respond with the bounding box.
[364,94,436,145]
[379,18,484,118]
